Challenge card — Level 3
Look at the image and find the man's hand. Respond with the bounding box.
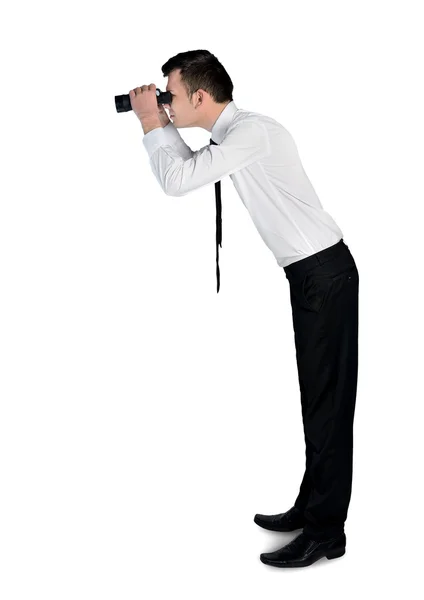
[157,103,171,128]
[129,84,159,121]
[129,83,169,133]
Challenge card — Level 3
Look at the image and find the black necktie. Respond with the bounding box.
[209,138,222,293]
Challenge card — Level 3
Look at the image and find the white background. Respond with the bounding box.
[1,1,423,598]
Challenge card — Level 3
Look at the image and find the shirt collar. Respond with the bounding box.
[210,100,239,144]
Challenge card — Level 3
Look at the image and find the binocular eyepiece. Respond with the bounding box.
[115,88,172,113]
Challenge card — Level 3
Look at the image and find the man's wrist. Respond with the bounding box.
[141,115,163,135]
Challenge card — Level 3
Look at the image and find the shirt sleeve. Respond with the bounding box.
[142,119,270,197]
[150,121,195,161]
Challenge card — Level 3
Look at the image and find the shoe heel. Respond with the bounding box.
[326,546,345,560]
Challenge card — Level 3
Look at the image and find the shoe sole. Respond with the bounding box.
[260,546,346,567]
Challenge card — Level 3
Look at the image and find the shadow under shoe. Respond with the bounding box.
[254,506,305,532]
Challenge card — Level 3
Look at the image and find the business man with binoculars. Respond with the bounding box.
[115,49,359,569]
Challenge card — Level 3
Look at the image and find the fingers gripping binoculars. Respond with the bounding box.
[115,88,172,113]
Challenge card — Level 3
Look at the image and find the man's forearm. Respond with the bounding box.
[141,115,163,135]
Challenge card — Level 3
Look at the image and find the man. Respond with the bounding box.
[129,49,359,568]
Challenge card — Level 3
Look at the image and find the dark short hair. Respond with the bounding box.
[161,50,233,104]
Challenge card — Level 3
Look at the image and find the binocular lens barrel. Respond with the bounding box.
[115,89,172,113]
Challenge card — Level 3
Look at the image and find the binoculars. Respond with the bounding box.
[115,88,172,113]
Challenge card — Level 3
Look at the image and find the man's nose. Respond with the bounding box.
[163,103,171,110]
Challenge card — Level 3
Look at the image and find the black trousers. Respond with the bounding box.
[283,238,359,541]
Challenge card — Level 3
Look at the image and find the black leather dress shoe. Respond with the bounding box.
[260,531,346,568]
[254,506,305,532]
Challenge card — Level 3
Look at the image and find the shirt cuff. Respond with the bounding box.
[142,121,182,158]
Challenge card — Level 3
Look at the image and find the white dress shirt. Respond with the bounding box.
[142,100,343,267]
